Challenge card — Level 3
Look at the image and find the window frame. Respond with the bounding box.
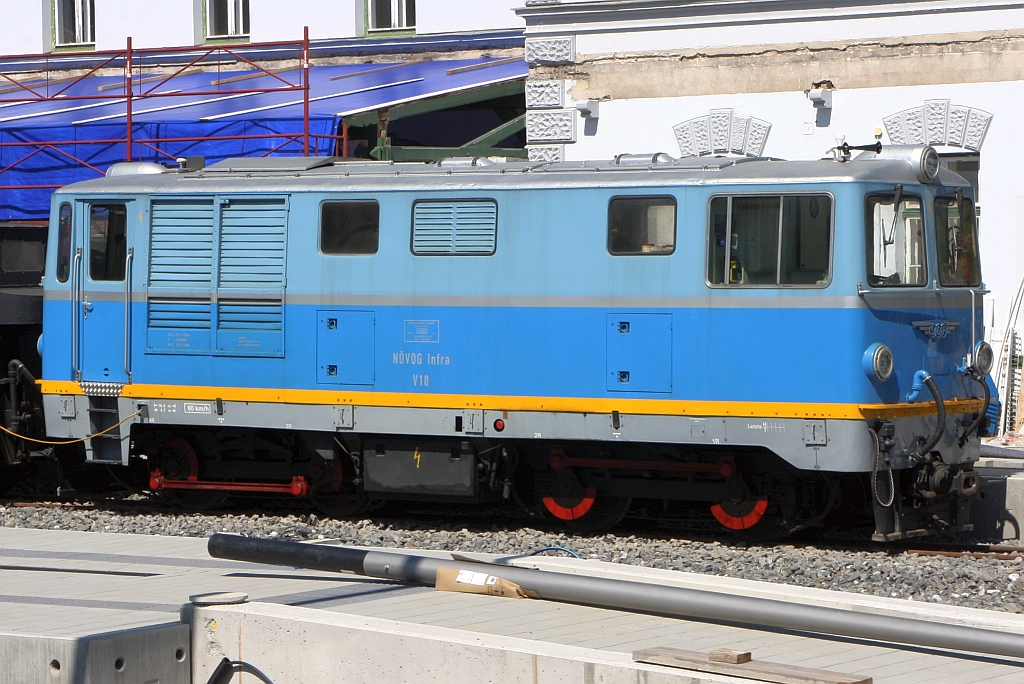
[705,191,835,289]
[933,194,981,288]
[205,0,250,39]
[56,203,73,283]
[606,194,678,257]
[54,0,95,47]
[410,198,498,257]
[368,0,416,32]
[318,199,381,256]
[87,202,128,283]
[864,192,928,289]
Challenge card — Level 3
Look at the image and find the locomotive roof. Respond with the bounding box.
[56,150,970,196]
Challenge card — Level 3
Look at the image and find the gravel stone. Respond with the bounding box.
[2,497,1022,614]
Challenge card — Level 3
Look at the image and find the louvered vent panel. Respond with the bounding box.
[413,201,496,254]
[148,298,213,329]
[219,200,287,289]
[150,200,215,289]
[218,299,284,330]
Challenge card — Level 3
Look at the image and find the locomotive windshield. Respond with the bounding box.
[934,196,981,287]
[866,195,926,286]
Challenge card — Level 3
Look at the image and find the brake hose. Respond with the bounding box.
[909,373,946,459]
[958,370,991,447]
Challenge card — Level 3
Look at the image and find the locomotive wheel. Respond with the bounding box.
[541,488,632,534]
[155,435,228,512]
[711,497,789,541]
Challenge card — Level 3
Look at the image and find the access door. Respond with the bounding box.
[75,200,136,384]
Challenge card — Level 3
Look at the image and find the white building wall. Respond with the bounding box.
[0,0,48,55]
[249,0,360,43]
[415,0,523,35]
[94,0,196,50]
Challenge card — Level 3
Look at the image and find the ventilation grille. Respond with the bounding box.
[150,200,215,289]
[412,201,496,255]
[219,200,287,289]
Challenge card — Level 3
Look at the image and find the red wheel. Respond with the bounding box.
[710,497,769,530]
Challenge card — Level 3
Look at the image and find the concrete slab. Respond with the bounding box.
[2,528,1024,684]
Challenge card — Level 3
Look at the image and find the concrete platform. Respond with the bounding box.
[973,451,1024,540]
[1,528,1023,683]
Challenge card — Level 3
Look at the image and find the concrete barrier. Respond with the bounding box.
[190,600,739,684]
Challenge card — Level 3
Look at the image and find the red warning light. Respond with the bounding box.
[493,419,505,432]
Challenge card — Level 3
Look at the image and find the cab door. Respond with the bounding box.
[75,200,135,384]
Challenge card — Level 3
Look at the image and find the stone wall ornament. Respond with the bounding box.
[526,110,576,143]
[526,80,564,109]
[525,36,575,65]
[673,108,772,157]
[527,145,564,162]
[883,100,992,151]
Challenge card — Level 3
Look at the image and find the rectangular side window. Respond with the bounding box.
[780,195,832,285]
[412,200,496,255]
[56,203,72,283]
[88,203,127,282]
[207,0,249,37]
[934,196,980,287]
[708,194,832,287]
[321,201,380,255]
[608,196,676,255]
[56,0,95,46]
[866,195,926,286]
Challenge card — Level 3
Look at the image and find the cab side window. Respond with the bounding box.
[320,200,380,255]
[88,203,127,281]
[56,203,72,283]
[934,196,980,287]
[708,194,831,286]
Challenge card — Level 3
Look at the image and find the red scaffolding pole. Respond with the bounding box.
[0,29,316,191]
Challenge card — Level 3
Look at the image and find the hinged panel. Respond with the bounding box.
[606,313,673,393]
[317,310,375,385]
[803,420,828,446]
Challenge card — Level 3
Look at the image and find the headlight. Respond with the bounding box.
[863,343,894,384]
[974,341,994,376]
[911,145,940,182]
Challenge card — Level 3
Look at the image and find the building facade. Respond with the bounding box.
[518,0,1024,405]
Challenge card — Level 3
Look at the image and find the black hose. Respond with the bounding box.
[912,376,945,459]
[959,371,991,447]
[7,359,36,386]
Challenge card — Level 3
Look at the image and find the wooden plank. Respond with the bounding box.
[97,68,203,91]
[633,646,872,684]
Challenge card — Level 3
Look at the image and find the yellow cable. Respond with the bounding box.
[0,410,141,446]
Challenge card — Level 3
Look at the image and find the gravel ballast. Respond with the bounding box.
[2,501,1022,614]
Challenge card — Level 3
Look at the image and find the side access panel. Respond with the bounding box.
[317,310,375,385]
[606,313,672,393]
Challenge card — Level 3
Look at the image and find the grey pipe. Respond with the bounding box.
[208,534,1024,660]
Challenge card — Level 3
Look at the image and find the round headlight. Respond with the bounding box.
[974,341,994,376]
[911,145,940,182]
[863,343,894,384]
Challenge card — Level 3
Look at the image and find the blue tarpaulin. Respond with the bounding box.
[0,59,526,220]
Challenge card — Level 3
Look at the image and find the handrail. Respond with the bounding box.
[70,247,82,382]
[123,247,134,383]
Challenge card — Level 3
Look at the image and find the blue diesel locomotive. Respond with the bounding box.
[26,146,993,539]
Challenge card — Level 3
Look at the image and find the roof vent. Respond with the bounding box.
[105,162,167,177]
[613,153,674,165]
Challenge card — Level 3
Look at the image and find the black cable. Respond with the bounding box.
[959,370,991,447]
[206,657,276,684]
[912,376,946,459]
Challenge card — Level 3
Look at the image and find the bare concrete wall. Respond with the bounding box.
[539,31,1024,100]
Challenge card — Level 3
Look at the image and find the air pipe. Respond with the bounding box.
[208,534,1024,659]
[906,371,946,459]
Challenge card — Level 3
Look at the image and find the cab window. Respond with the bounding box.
[56,203,72,283]
[88,203,127,281]
[707,194,831,286]
[865,195,926,287]
[934,196,980,287]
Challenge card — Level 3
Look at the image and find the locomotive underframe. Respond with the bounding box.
[40,392,980,538]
